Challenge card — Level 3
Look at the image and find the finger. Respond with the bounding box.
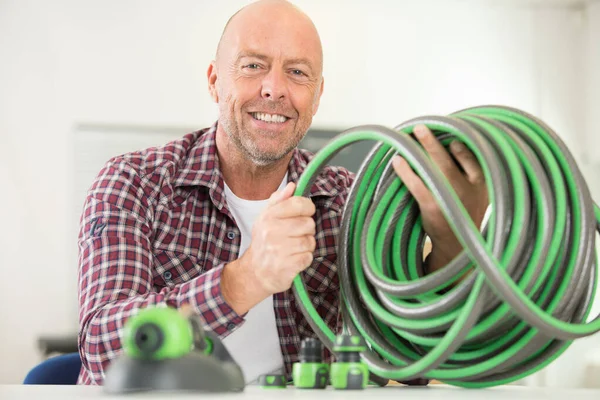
[270,196,316,219]
[268,182,296,206]
[413,124,461,180]
[391,155,433,206]
[286,235,317,255]
[279,216,316,237]
[289,252,315,273]
[449,140,485,184]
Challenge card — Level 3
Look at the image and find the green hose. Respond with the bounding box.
[292,105,600,388]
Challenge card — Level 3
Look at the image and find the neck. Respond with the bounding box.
[216,125,292,200]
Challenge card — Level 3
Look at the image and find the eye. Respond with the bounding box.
[291,69,307,76]
[244,63,261,70]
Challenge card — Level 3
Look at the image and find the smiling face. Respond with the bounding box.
[208,0,324,166]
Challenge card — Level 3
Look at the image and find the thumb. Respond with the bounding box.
[268,182,296,206]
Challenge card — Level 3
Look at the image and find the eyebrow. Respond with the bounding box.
[235,52,316,74]
[235,51,270,63]
[286,57,315,74]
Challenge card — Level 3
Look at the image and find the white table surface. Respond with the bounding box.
[2,384,600,400]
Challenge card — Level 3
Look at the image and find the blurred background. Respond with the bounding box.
[1,0,599,387]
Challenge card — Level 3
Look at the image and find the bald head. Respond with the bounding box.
[216,0,323,74]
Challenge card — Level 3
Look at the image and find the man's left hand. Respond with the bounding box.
[391,124,489,272]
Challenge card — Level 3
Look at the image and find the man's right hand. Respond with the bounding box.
[221,182,317,315]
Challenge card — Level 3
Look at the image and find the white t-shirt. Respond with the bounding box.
[221,175,288,384]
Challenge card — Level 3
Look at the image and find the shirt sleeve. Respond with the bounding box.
[77,160,244,385]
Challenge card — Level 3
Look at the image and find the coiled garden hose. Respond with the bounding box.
[292,105,600,388]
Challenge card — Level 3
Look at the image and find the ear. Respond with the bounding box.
[312,77,324,115]
[207,61,219,103]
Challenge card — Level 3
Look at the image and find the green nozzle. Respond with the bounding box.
[122,307,193,360]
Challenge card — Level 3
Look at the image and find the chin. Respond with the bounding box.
[247,147,291,166]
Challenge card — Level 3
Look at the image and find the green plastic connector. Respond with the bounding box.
[331,335,368,390]
[259,374,287,389]
[292,337,329,389]
[330,362,369,390]
[292,363,329,389]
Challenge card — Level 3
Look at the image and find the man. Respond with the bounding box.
[76,0,489,386]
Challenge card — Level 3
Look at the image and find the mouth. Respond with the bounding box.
[249,112,291,124]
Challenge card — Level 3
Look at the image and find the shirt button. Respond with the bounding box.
[164,271,172,281]
[227,231,236,240]
[227,323,236,330]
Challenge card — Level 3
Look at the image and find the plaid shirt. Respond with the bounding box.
[77,122,354,385]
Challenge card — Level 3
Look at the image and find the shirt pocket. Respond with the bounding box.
[153,250,204,288]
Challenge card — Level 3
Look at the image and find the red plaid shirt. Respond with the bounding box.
[77,122,354,385]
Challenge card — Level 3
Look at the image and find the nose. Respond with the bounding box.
[261,68,287,101]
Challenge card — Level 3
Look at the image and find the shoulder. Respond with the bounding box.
[87,128,210,203]
[106,130,205,179]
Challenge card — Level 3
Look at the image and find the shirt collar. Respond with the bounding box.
[173,121,341,208]
[287,145,343,198]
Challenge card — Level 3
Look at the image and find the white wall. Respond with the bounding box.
[0,0,597,385]
[582,1,600,195]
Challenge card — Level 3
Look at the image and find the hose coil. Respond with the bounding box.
[292,105,600,387]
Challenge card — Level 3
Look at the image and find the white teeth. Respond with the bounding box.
[252,112,287,123]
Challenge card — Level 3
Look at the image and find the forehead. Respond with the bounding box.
[224,16,322,68]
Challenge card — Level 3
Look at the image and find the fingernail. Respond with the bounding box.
[451,140,465,152]
[414,125,427,138]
